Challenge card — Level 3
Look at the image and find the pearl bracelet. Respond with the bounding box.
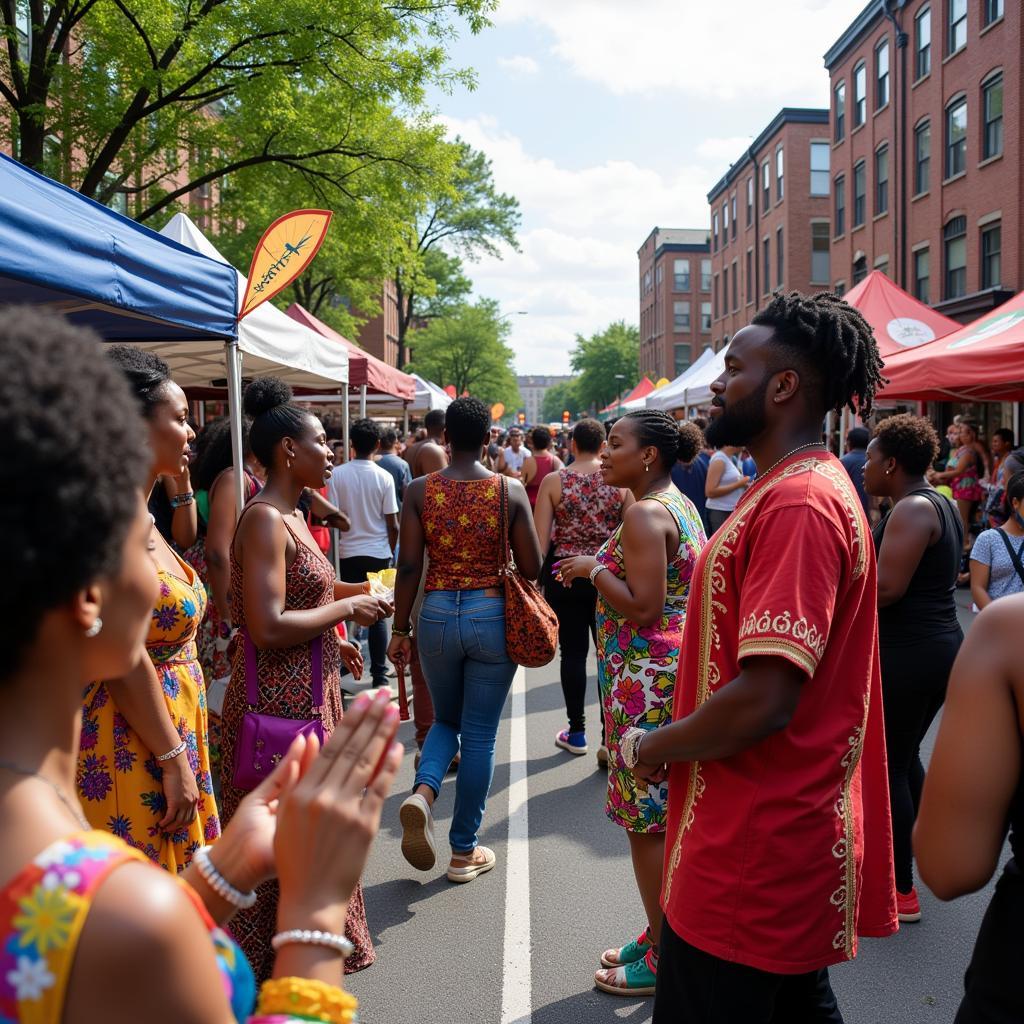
[194,846,258,909]
[589,563,608,583]
[156,740,187,762]
[272,929,355,958]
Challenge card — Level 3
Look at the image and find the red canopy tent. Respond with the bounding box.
[600,376,655,414]
[843,270,959,359]
[286,303,416,401]
[878,289,1024,402]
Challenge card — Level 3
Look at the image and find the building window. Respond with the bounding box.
[945,97,967,178]
[984,0,1003,26]
[852,255,868,285]
[714,274,720,318]
[673,258,691,291]
[914,121,930,194]
[701,302,712,331]
[834,81,846,141]
[700,259,712,291]
[981,223,1001,289]
[875,145,889,215]
[811,223,830,283]
[656,265,663,285]
[732,262,738,311]
[746,249,753,303]
[775,147,784,200]
[746,177,753,225]
[834,281,846,297]
[983,73,1003,160]
[915,7,931,79]
[853,62,867,127]
[722,202,729,247]
[876,39,890,109]
[775,227,784,288]
[713,211,719,252]
[853,161,866,227]
[722,266,729,313]
[761,160,770,213]
[943,216,967,299]
[762,237,770,294]
[674,301,691,331]
[810,142,830,196]
[834,175,845,235]
[674,345,691,377]
[730,195,737,239]
[913,249,930,303]
[947,0,966,54]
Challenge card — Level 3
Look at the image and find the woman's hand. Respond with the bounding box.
[159,754,200,832]
[339,639,364,680]
[345,594,393,626]
[275,689,403,934]
[387,634,412,670]
[553,555,598,586]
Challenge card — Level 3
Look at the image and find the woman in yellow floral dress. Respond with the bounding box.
[77,347,219,872]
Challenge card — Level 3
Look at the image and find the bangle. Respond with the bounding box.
[257,977,358,1023]
[156,740,187,762]
[193,846,258,909]
[170,491,194,508]
[589,563,608,583]
[391,625,413,638]
[272,929,355,958]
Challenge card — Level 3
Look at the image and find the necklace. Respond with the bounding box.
[761,440,827,479]
[0,761,90,830]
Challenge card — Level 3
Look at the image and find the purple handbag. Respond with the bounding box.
[231,629,326,792]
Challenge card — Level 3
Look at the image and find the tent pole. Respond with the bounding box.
[342,388,351,464]
[225,339,246,520]
[403,403,410,436]
[359,384,367,418]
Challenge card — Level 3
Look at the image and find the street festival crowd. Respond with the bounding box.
[1,293,1023,1023]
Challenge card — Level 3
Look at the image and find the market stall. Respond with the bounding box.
[599,376,655,419]
[644,348,717,411]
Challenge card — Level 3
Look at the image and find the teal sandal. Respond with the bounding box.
[595,948,658,997]
[600,925,653,969]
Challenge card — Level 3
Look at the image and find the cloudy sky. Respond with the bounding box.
[429,0,862,373]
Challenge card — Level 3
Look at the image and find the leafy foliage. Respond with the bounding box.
[569,321,640,412]
[540,380,584,423]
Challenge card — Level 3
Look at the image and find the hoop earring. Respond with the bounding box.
[84,618,103,639]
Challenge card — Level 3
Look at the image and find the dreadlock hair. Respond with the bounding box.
[751,291,887,416]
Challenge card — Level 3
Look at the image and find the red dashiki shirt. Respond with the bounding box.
[661,451,897,975]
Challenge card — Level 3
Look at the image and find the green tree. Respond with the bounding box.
[418,248,473,320]
[396,138,519,366]
[0,1,493,216]
[569,321,640,412]
[407,299,520,409]
[540,380,583,423]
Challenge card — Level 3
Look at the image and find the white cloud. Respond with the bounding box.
[696,136,755,164]
[496,54,540,75]
[494,0,855,103]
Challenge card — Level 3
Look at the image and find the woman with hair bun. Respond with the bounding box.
[219,377,393,980]
[555,409,705,998]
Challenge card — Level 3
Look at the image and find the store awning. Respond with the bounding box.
[0,153,237,342]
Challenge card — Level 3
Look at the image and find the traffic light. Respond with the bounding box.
[562,410,570,425]
[517,411,526,425]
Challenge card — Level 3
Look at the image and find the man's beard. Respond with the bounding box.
[705,374,771,448]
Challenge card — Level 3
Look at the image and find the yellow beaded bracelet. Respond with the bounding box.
[256,977,359,1023]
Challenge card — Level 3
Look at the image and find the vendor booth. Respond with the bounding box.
[599,376,655,419]
[644,348,718,412]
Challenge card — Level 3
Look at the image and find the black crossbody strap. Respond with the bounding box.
[995,529,1024,588]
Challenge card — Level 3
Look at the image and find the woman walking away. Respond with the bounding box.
[915,593,1024,1024]
[704,443,750,534]
[970,472,1024,609]
[534,418,632,762]
[0,308,403,1024]
[555,410,705,997]
[78,346,219,873]
[863,414,963,923]
[522,426,563,507]
[389,398,542,884]
[219,378,392,980]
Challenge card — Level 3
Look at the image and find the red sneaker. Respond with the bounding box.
[897,887,922,923]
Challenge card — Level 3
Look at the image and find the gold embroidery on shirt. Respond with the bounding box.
[738,609,827,664]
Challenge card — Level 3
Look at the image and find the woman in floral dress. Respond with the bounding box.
[556,412,705,998]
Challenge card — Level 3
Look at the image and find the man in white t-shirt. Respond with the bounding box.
[498,427,527,478]
[326,418,399,687]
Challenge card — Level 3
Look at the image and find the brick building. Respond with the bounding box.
[707,109,833,349]
[825,0,1019,321]
[354,279,402,367]
[637,227,712,380]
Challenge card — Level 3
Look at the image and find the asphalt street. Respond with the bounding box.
[344,596,997,1024]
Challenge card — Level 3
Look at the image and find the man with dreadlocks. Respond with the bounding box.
[622,293,897,1021]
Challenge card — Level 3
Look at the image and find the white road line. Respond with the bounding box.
[501,665,532,1024]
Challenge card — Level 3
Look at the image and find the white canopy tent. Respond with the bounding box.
[644,347,718,411]
[135,213,349,514]
[675,345,728,412]
[303,373,451,412]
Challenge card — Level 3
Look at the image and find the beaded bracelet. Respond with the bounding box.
[170,491,195,508]
[156,740,187,762]
[272,929,354,958]
[256,977,358,1024]
[193,846,258,909]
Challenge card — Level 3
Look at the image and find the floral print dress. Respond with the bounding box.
[78,556,220,874]
[596,489,705,833]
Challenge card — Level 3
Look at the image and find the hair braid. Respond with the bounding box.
[752,291,887,416]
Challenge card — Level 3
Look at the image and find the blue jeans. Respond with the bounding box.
[414,589,515,853]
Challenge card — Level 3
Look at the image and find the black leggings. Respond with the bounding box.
[543,570,600,737]
[881,630,962,893]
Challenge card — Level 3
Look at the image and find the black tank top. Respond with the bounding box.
[1010,773,1024,862]
[873,488,963,645]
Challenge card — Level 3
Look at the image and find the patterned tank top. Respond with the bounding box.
[0,831,255,1022]
[551,469,625,558]
[422,474,503,592]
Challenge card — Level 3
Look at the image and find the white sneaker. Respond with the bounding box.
[399,793,436,871]
[447,846,496,883]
